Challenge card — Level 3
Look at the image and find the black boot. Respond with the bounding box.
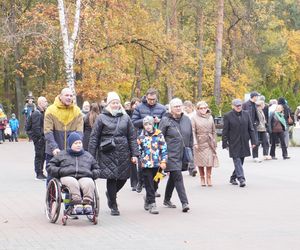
[110,203,120,216]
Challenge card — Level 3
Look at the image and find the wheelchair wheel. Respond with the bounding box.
[87,182,99,225]
[45,178,62,223]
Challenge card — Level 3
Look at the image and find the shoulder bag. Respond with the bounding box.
[100,117,120,152]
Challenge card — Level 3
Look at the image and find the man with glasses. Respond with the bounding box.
[222,99,257,187]
[132,88,166,193]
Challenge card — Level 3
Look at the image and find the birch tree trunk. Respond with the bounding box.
[214,0,224,105]
[57,0,81,98]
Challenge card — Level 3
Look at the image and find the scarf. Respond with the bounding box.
[275,111,287,130]
[67,148,84,157]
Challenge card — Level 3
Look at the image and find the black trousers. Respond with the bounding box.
[231,157,245,182]
[164,170,188,204]
[142,168,159,204]
[106,179,127,205]
[34,137,46,176]
[252,128,259,158]
[270,132,287,158]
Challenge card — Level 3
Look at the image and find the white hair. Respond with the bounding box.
[169,98,183,107]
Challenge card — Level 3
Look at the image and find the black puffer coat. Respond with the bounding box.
[47,150,101,179]
[88,109,139,180]
[158,113,193,172]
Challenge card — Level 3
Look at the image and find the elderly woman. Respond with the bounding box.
[191,101,218,187]
[88,92,139,216]
[158,98,193,212]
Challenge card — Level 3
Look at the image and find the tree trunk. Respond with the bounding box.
[196,5,204,99]
[57,0,81,99]
[9,0,25,132]
[214,0,224,105]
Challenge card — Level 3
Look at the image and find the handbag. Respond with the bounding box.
[288,114,293,126]
[172,122,193,165]
[100,117,120,152]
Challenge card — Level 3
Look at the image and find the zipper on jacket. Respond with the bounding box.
[64,125,67,150]
[75,157,78,178]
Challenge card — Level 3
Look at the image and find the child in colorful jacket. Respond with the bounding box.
[137,116,167,214]
[9,113,19,142]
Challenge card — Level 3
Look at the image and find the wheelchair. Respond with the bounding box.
[45,178,99,225]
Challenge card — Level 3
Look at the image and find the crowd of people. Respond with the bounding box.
[0,88,297,218]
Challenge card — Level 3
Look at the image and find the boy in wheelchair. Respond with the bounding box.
[47,132,101,215]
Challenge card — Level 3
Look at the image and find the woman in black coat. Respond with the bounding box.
[88,92,139,216]
[158,98,193,213]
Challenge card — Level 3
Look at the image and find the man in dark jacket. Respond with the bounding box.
[159,98,193,212]
[27,96,48,180]
[222,99,257,187]
[278,97,292,148]
[242,91,260,162]
[131,88,166,192]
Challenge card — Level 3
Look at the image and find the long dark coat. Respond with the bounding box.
[222,110,257,158]
[88,109,139,180]
[83,114,92,151]
[158,113,193,172]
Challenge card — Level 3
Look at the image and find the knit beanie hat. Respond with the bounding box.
[67,132,82,148]
[106,92,121,105]
[143,116,154,126]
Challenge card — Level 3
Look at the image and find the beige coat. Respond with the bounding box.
[191,112,218,167]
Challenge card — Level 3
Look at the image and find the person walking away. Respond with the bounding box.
[137,116,167,214]
[222,99,257,187]
[132,88,166,193]
[242,91,260,162]
[27,97,48,180]
[47,132,101,214]
[83,103,100,151]
[159,98,192,212]
[8,113,19,142]
[88,92,139,216]
[269,104,290,160]
[278,97,292,148]
[191,101,218,187]
[256,101,271,160]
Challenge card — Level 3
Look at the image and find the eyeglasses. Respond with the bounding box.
[147,98,156,101]
[197,107,208,110]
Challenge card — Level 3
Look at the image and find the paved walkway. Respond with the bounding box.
[0,141,300,250]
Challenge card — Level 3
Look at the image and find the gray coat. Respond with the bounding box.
[88,109,139,180]
[222,110,257,158]
[158,113,193,172]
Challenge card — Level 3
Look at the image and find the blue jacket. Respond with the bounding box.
[137,129,167,168]
[9,118,19,132]
[131,96,166,131]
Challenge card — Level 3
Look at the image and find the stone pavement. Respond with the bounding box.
[1,141,300,250]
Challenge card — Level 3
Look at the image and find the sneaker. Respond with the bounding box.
[155,192,161,198]
[35,173,47,181]
[230,179,238,185]
[74,204,83,214]
[163,200,176,208]
[110,204,120,216]
[149,203,159,214]
[272,157,278,160]
[131,186,137,191]
[0,140,3,144]
[264,155,272,160]
[136,183,143,193]
[83,204,93,214]
[253,158,262,163]
[182,203,190,213]
[283,156,291,160]
[239,181,246,188]
[143,196,150,211]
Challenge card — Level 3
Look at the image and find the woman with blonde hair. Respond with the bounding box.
[191,101,218,186]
